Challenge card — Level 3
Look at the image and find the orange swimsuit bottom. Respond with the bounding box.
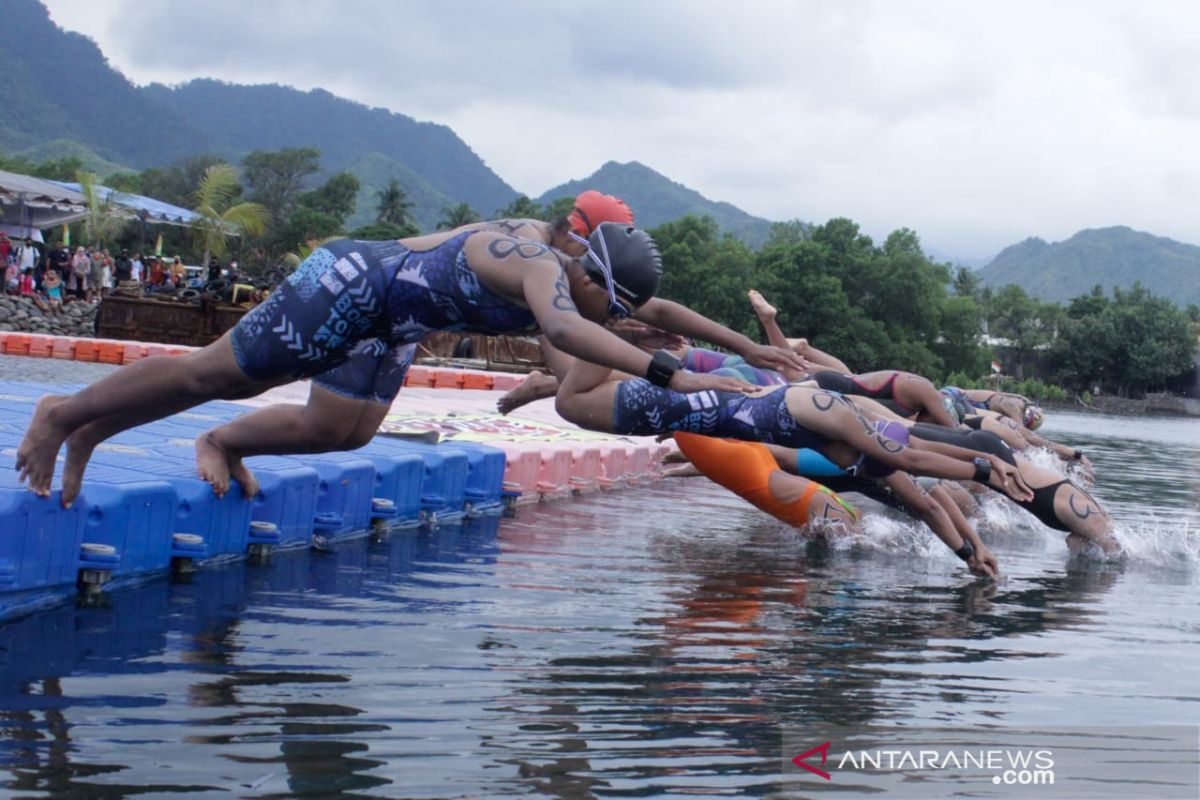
[674,433,857,527]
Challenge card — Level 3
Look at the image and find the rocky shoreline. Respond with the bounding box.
[1043,393,1200,418]
[0,295,100,338]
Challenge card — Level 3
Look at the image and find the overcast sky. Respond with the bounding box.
[39,0,1200,260]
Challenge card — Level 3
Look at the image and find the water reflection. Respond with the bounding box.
[0,517,507,797]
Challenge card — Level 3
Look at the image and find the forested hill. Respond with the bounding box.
[140,80,518,219]
[537,161,775,248]
[978,226,1200,307]
[0,0,210,165]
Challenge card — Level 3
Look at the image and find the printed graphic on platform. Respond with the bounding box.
[380,412,621,443]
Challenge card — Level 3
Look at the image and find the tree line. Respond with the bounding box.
[4,147,1196,397]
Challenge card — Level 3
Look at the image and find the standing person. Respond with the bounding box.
[206,258,223,284]
[0,233,11,266]
[45,241,71,290]
[146,255,165,286]
[169,256,186,287]
[113,249,133,283]
[129,252,145,283]
[88,248,109,302]
[17,238,39,275]
[68,246,91,301]
[17,223,798,505]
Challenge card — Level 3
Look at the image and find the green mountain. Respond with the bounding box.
[141,79,518,218]
[978,226,1200,307]
[536,161,774,247]
[0,0,211,165]
[14,138,131,176]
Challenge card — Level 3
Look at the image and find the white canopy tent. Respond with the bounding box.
[0,169,89,238]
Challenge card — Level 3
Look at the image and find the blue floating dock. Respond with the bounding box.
[0,385,532,621]
[0,376,657,623]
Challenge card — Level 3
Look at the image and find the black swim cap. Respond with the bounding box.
[584,222,662,308]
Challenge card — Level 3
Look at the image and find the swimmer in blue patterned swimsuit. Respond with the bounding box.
[19,208,805,504]
[552,355,1038,506]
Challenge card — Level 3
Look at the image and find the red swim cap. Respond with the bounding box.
[567,190,634,237]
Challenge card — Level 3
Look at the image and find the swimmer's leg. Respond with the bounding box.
[894,373,958,427]
[19,333,268,503]
[198,383,391,498]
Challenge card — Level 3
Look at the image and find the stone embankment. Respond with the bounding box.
[0,296,98,338]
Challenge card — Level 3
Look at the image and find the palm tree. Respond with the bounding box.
[437,202,480,230]
[76,170,126,247]
[375,179,413,227]
[191,164,269,270]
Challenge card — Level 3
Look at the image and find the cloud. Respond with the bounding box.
[39,0,1200,258]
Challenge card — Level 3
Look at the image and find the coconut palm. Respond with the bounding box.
[376,179,413,228]
[191,164,269,270]
[437,202,480,230]
[76,170,126,247]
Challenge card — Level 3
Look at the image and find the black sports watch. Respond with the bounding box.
[955,540,976,562]
[971,456,992,485]
[1071,449,1084,461]
[646,349,682,388]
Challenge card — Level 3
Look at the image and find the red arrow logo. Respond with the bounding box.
[791,741,832,780]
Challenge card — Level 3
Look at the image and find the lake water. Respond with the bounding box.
[0,357,1198,798]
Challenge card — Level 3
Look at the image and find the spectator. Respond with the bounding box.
[18,267,34,297]
[130,252,145,283]
[42,269,64,308]
[0,233,10,265]
[4,258,17,295]
[46,241,71,289]
[147,255,167,286]
[17,238,38,274]
[69,246,91,301]
[17,237,38,275]
[89,248,109,302]
[114,249,133,282]
[169,255,186,286]
[206,258,222,283]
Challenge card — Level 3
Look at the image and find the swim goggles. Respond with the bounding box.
[568,231,631,319]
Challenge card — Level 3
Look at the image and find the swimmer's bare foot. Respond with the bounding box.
[747,289,777,322]
[61,428,101,508]
[496,370,559,415]
[227,455,259,499]
[16,395,71,497]
[195,431,232,498]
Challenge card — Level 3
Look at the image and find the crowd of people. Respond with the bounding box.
[13,189,1115,579]
[1,233,242,309]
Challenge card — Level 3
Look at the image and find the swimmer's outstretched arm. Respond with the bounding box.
[633,297,804,375]
[880,473,998,578]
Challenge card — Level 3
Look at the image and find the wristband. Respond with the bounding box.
[971,456,992,485]
[955,540,976,562]
[646,349,682,388]
[1071,450,1084,461]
